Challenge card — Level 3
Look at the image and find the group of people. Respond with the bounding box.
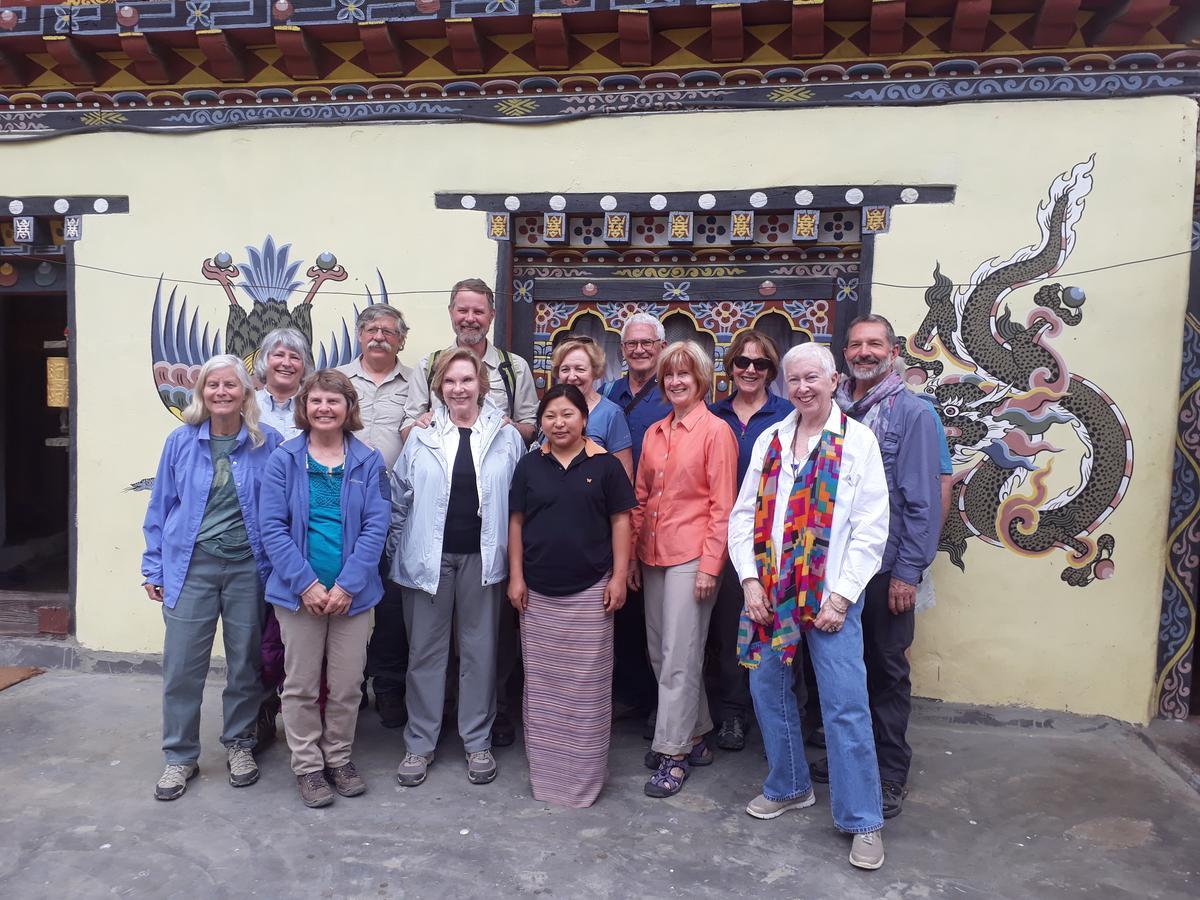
[141,276,947,871]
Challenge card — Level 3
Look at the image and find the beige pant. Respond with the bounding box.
[643,558,716,756]
[277,604,372,775]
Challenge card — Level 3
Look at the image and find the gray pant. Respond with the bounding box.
[161,548,263,765]
[402,553,501,756]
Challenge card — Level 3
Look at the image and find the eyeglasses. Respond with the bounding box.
[364,326,401,339]
[621,339,662,351]
[729,355,772,373]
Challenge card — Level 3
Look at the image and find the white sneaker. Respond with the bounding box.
[745,789,816,819]
[849,830,885,870]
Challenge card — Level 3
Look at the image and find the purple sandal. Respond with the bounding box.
[644,754,690,798]
[644,737,713,771]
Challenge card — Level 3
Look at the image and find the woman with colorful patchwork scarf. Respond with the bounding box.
[727,342,891,870]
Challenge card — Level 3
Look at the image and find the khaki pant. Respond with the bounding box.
[277,604,372,775]
[643,558,716,756]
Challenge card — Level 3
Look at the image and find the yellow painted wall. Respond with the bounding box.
[5,95,1193,723]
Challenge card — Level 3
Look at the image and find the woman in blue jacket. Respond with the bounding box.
[259,369,390,809]
[141,354,283,802]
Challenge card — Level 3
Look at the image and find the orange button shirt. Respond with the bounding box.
[630,402,738,577]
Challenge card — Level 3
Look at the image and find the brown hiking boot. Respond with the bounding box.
[325,762,367,797]
[297,771,335,808]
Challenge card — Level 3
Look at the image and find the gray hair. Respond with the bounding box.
[355,304,409,336]
[181,354,267,448]
[782,342,837,379]
[253,327,315,383]
[622,311,666,342]
[847,313,897,347]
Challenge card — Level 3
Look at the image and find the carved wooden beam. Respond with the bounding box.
[273,25,320,80]
[118,31,172,85]
[196,29,249,83]
[1031,0,1081,48]
[445,18,484,74]
[710,3,745,63]
[358,21,406,77]
[791,0,825,59]
[532,12,570,70]
[1082,0,1170,46]
[949,0,992,52]
[0,49,29,88]
[42,35,99,86]
[617,8,653,67]
[869,0,906,57]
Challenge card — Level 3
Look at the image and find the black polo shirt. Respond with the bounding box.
[509,440,637,596]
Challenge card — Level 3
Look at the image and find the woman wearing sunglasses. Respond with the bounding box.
[707,329,792,752]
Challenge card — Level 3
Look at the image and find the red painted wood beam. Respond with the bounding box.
[710,3,745,63]
[617,8,653,67]
[358,21,406,77]
[119,31,172,85]
[869,0,907,57]
[791,0,825,59]
[273,25,320,80]
[445,18,484,74]
[0,49,29,88]
[1031,0,1081,48]
[196,28,249,83]
[1082,0,1170,46]
[42,35,99,85]
[949,0,992,52]
[532,12,570,70]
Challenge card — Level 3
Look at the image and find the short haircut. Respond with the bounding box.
[538,383,589,424]
[253,327,315,383]
[450,277,495,310]
[847,313,897,347]
[355,304,408,336]
[431,347,488,407]
[657,340,713,397]
[781,342,837,379]
[294,369,364,433]
[552,338,607,380]
[724,328,781,383]
[621,311,666,342]
[182,354,267,448]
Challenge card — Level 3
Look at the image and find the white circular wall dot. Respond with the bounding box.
[549,194,566,211]
[600,195,618,211]
[845,188,864,205]
[93,198,109,213]
[749,191,768,209]
[901,188,919,204]
[460,195,476,210]
[795,189,813,206]
[698,193,717,210]
[649,194,668,211]
[503,196,520,211]
[7,200,23,215]
[53,198,69,213]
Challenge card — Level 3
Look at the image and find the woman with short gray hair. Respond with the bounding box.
[254,328,315,441]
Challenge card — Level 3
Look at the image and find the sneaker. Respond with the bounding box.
[849,830,885,870]
[466,749,498,784]
[226,747,260,787]
[745,789,816,820]
[154,763,198,801]
[491,713,516,748]
[375,691,407,730]
[882,780,907,819]
[297,771,335,808]
[716,716,747,751]
[396,752,433,787]
[810,756,830,784]
[325,761,367,797]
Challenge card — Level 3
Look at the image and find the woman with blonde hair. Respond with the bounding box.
[552,337,633,481]
[141,354,284,801]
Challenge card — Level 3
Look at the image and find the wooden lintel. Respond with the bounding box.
[617,8,653,67]
[1082,0,1170,46]
[869,0,907,57]
[0,49,29,88]
[42,35,99,86]
[358,21,406,77]
[532,13,570,71]
[196,29,249,83]
[790,0,825,59]
[119,32,172,85]
[949,0,992,52]
[709,3,745,63]
[445,18,484,75]
[1031,0,1082,48]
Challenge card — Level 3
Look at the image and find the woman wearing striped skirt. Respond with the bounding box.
[507,384,637,807]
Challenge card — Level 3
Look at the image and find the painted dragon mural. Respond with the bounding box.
[900,157,1133,586]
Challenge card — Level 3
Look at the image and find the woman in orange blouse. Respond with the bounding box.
[628,340,738,798]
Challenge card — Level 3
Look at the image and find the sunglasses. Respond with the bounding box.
[729,355,772,373]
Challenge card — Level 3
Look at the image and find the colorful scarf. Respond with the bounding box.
[737,413,846,668]
[835,370,906,443]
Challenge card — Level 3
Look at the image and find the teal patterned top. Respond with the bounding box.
[306,453,344,589]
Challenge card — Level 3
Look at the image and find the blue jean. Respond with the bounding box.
[748,598,883,834]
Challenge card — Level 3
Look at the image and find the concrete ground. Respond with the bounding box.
[1,670,1197,900]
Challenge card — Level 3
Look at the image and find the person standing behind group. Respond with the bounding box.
[629,341,737,798]
[141,354,283,801]
[507,384,637,807]
[706,329,792,752]
[551,338,633,482]
[389,349,525,788]
[258,369,390,808]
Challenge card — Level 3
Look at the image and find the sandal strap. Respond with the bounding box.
[649,754,690,791]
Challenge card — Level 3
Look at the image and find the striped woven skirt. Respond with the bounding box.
[520,576,613,808]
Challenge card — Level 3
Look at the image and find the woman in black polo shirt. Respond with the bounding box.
[507,384,636,808]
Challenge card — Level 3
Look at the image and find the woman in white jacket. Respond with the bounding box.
[387,348,525,789]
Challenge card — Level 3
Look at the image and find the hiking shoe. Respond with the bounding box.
[325,762,367,797]
[466,749,498,784]
[882,780,907,819]
[745,789,816,820]
[716,716,747,751]
[154,763,198,801]
[396,752,433,787]
[227,747,260,787]
[849,830,885,870]
[297,772,335,808]
[375,691,406,729]
[491,712,516,748]
[810,756,830,784]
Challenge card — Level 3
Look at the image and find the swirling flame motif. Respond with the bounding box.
[899,156,1133,586]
